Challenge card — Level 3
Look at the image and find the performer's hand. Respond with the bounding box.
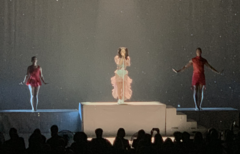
[172,68,178,73]
[43,82,48,85]
[219,69,224,75]
[19,82,24,85]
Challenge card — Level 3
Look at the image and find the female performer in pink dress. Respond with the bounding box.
[111,47,132,104]
[20,56,47,111]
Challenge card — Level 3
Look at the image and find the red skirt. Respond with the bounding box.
[26,78,41,87]
[192,73,205,86]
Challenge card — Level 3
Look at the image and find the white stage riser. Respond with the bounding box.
[80,102,166,137]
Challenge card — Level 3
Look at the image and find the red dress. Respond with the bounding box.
[26,66,42,87]
[192,56,207,86]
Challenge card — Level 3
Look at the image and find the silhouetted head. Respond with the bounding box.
[9,128,18,139]
[31,56,37,64]
[196,48,202,57]
[182,132,190,142]
[73,132,88,142]
[208,128,218,141]
[224,129,234,142]
[118,47,129,59]
[50,125,59,136]
[144,134,152,145]
[194,132,203,143]
[137,129,145,140]
[154,133,163,145]
[163,138,174,147]
[116,128,126,138]
[173,131,182,143]
[95,128,103,138]
[33,129,41,135]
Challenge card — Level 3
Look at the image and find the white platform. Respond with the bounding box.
[80,102,166,137]
[166,106,199,135]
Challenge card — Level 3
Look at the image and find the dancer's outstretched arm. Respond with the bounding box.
[40,67,48,84]
[204,61,222,74]
[172,60,192,73]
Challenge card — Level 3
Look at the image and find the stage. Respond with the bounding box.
[0,103,239,143]
[177,107,239,131]
[80,102,167,137]
[0,109,81,133]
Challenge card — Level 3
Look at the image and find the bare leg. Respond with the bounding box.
[199,85,205,110]
[28,85,40,111]
[28,85,34,111]
[117,82,123,100]
[193,85,199,110]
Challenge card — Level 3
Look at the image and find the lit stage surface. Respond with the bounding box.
[0,103,238,137]
[0,102,239,148]
[177,107,238,111]
[0,109,78,113]
[177,107,239,131]
[0,109,80,134]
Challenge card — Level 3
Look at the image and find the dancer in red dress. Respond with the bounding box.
[20,56,47,111]
[173,48,222,110]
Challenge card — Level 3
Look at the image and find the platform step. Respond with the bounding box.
[166,105,175,108]
[186,125,207,134]
[187,119,197,122]
[166,106,177,118]
[177,112,186,115]
[186,119,197,128]
[196,125,207,132]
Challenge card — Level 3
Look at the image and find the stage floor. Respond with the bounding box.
[0,107,236,112]
[177,107,238,111]
[0,109,80,133]
[0,106,238,137]
[0,109,78,113]
[177,107,239,131]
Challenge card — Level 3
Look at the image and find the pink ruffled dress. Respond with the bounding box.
[111,56,132,100]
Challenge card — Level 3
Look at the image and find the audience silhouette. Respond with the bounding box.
[2,128,25,154]
[113,128,131,154]
[0,126,240,154]
[90,128,112,154]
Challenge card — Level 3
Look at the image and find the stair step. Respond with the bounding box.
[166,105,175,108]
[197,125,207,130]
[177,112,186,115]
[165,106,206,135]
[187,119,197,122]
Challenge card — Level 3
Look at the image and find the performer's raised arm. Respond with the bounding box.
[172,60,193,73]
[125,56,131,66]
[204,61,221,74]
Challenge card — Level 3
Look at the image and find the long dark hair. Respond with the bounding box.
[118,47,129,60]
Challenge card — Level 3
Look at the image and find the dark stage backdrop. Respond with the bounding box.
[0,0,239,110]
